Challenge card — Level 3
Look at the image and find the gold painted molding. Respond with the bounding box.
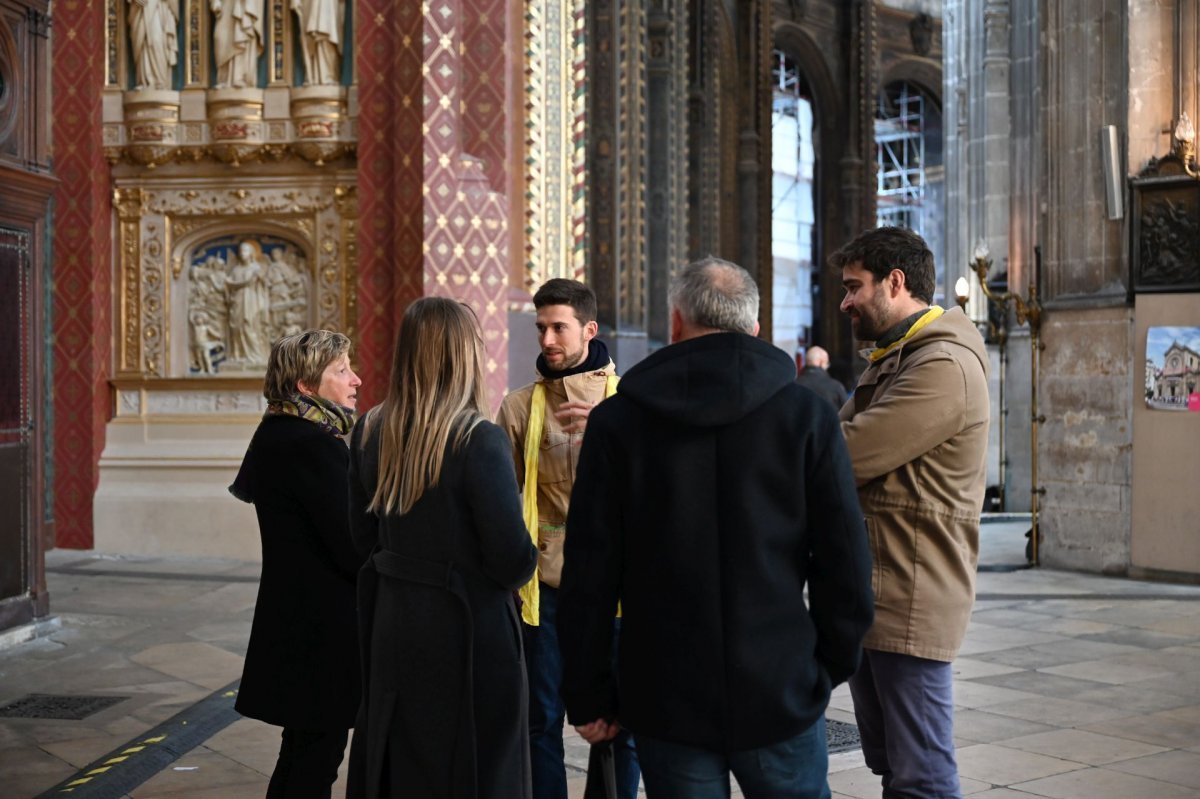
[524,0,587,293]
[114,178,359,388]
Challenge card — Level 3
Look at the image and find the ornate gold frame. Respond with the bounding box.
[113,179,358,384]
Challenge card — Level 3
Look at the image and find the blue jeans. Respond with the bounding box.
[636,719,830,799]
[848,649,962,799]
[525,584,639,799]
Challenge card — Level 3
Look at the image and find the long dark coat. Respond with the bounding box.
[231,414,364,730]
[347,418,537,799]
[559,332,875,754]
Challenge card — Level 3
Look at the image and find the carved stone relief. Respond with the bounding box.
[115,181,356,381]
[114,387,269,415]
[185,235,310,374]
[1131,169,1200,293]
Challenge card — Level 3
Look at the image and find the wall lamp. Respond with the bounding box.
[954,276,970,312]
[967,242,1045,566]
[970,242,1042,336]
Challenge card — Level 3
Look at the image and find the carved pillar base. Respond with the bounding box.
[290,85,351,165]
[207,88,266,165]
[123,90,181,167]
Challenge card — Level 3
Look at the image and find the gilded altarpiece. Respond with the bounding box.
[111,181,357,387]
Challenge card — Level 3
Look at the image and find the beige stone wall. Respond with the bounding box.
[1127,0,1176,172]
[1037,307,1135,572]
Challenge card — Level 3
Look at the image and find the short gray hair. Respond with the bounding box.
[264,329,351,401]
[668,256,759,334]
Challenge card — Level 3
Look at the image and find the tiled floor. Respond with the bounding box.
[1,522,1198,798]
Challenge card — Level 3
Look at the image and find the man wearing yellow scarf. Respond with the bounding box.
[496,279,637,799]
[835,226,990,799]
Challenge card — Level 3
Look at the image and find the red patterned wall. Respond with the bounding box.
[356,0,511,410]
[355,1,425,404]
[462,0,509,193]
[51,0,111,549]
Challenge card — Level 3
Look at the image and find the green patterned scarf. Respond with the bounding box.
[266,393,355,438]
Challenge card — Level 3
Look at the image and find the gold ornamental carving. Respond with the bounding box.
[145,187,337,216]
[115,180,358,382]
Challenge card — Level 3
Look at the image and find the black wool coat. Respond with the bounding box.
[796,365,849,410]
[559,332,875,754]
[347,418,537,799]
[230,414,365,731]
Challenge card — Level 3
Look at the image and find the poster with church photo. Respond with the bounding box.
[1145,326,1200,412]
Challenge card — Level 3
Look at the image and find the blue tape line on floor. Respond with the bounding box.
[36,680,242,798]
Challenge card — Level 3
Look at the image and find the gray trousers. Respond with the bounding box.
[848,649,962,799]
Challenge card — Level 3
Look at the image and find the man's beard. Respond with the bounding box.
[852,293,891,341]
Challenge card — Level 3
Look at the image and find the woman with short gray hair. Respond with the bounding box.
[230,328,365,798]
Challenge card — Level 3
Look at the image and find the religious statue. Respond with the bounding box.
[266,247,309,338]
[187,256,228,373]
[128,0,180,90]
[224,240,271,366]
[189,308,219,373]
[211,0,263,89]
[291,0,344,86]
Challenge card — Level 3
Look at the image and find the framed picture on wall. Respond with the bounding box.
[1144,326,1200,411]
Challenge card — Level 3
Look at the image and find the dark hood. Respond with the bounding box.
[617,332,797,427]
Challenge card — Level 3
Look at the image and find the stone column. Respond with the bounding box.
[53,0,113,548]
[1035,0,1131,571]
[588,0,650,367]
[355,0,511,407]
[645,0,688,347]
[736,0,773,326]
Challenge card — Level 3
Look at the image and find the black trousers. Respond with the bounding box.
[266,727,350,799]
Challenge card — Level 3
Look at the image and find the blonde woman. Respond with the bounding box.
[230,329,364,798]
[348,298,537,798]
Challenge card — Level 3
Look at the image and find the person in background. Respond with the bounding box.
[835,226,990,799]
[230,329,364,799]
[796,344,849,409]
[348,297,537,798]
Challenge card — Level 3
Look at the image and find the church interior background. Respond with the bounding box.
[1,0,1198,633]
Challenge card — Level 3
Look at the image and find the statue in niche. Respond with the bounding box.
[291,0,344,85]
[910,13,935,58]
[128,0,180,90]
[224,240,271,366]
[266,246,310,339]
[187,255,229,373]
[211,0,263,89]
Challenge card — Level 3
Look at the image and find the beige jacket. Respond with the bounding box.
[840,307,989,662]
[496,360,618,587]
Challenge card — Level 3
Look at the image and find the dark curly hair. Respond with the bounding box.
[828,226,935,304]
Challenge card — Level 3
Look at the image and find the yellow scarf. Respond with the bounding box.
[518,373,619,626]
[868,306,944,363]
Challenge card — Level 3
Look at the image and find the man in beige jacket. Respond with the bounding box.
[496,278,637,799]
[835,227,990,799]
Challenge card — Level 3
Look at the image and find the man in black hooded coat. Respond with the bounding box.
[558,257,874,797]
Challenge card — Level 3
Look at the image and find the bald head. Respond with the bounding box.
[806,346,830,369]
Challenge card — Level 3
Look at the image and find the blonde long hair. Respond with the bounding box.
[368,297,489,515]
